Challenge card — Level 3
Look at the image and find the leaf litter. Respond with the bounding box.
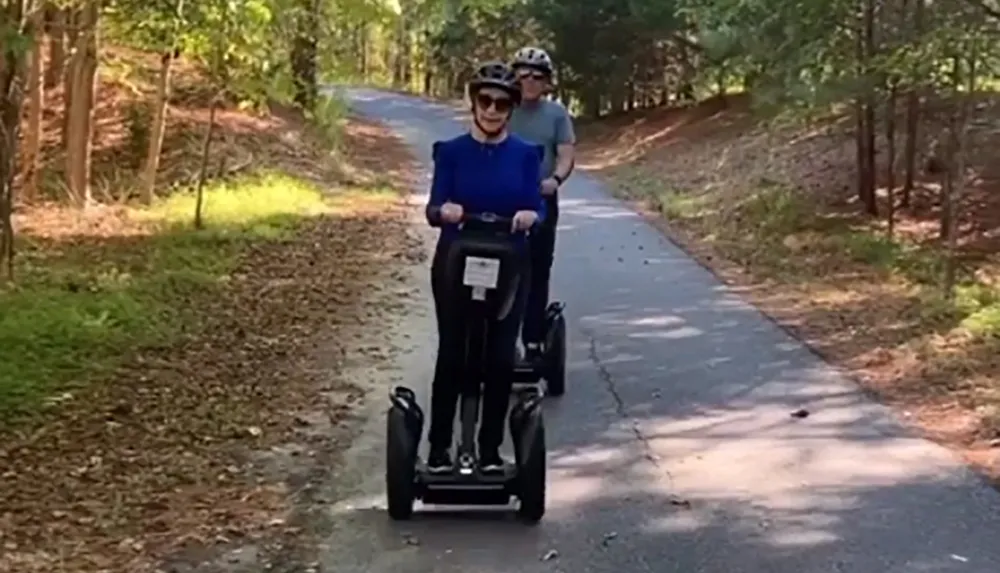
[0,114,425,573]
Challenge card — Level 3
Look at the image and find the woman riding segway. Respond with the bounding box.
[423,61,546,475]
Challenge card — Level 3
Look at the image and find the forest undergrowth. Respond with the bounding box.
[0,49,424,573]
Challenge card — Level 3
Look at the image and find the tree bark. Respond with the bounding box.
[193,98,220,229]
[64,0,100,207]
[885,81,897,237]
[290,0,319,109]
[1,0,32,280]
[43,2,66,89]
[61,6,79,150]
[20,7,46,204]
[901,0,924,208]
[139,51,175,204]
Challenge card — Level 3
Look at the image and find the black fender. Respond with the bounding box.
[390,386,424,446]
[543,310,567,396]
[508,389,544,466]
[544,301,565,324]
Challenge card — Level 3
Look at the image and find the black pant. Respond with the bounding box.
[428,241,530,453]
[522,196,559,346]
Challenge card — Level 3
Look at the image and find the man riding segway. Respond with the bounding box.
[509,46,575,395]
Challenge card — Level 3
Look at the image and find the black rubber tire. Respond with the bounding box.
[545,314,567,397]
[516,419,546,524]
[385,407,415,521]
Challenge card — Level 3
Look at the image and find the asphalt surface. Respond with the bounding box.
[317,87,1000,573]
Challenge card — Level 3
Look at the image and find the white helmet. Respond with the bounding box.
[511,46,553,76]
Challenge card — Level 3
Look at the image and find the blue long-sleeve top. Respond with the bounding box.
[425,133,545,249]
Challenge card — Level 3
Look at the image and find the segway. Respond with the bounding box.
[385,212,546,524]
[513,301,567,396]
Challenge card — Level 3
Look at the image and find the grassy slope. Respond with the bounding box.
[1,174,331,416]
[579,92,1000,480]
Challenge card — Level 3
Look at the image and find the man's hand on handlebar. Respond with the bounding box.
[440,202,464,224]
[512,210,539,232]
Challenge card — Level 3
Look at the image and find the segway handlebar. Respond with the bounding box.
[460,212,514,227]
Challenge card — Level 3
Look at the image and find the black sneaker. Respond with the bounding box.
[479,450,507,475]
[427,448,453,474]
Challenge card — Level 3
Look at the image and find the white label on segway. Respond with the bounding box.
[471,286,486,300]
[463,256,500,288]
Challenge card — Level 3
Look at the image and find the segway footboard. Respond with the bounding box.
[415,464,518,506]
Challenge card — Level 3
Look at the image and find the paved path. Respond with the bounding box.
[317,88,1000,573]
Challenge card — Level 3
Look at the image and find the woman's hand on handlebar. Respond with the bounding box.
[440,202,464,224]
[512,210,539,232]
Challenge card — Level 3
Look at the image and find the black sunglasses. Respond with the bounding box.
[474,93,513,113]
[516,70,549,81]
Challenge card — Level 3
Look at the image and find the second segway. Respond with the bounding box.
[513,301,567,397]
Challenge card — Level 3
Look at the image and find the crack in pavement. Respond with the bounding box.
[584,331,677,490]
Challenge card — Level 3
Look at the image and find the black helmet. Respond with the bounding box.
[467,61,521,104]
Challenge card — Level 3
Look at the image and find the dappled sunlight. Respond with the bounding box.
[577,97,752,173]
[148,172,329,228]
[568,75,1000,499]
[628,325,705,340]
[559,198,642,221]
[295,88,1000,572]
[578,122,685,171]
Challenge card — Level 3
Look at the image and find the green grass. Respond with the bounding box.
[0,172,328,420]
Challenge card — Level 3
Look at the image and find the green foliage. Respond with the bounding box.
[105,0,308,106]
[0,19,33,60]
[957,282,1000,337]
[306,94,349,149]
[737,185,810,238]
[962,304,1000,337]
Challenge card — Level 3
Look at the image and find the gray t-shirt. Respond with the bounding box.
[509,99,575,179]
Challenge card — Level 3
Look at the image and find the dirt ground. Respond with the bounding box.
[0,51,427,573]
[577,92,1000,484]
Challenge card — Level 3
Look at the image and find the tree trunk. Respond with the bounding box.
[61,6,79,150]
[855,0,878,216]
[391,14,405,87]
[139,51,175,204]
[584,89,602,119]
[64,0,100,207]
[1,0,32,280]
[193,98,220,230]
[676,39,695,102]
[885,81,897,237]
[900,0,924,208]
[941,56,961,298]
[43,3,66,89]
[20,8,45,204]
[290,0,319,109]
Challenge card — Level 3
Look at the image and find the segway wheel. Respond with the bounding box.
[545,313,567,397]
[516,419,546,524]
[385,406,415,520]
